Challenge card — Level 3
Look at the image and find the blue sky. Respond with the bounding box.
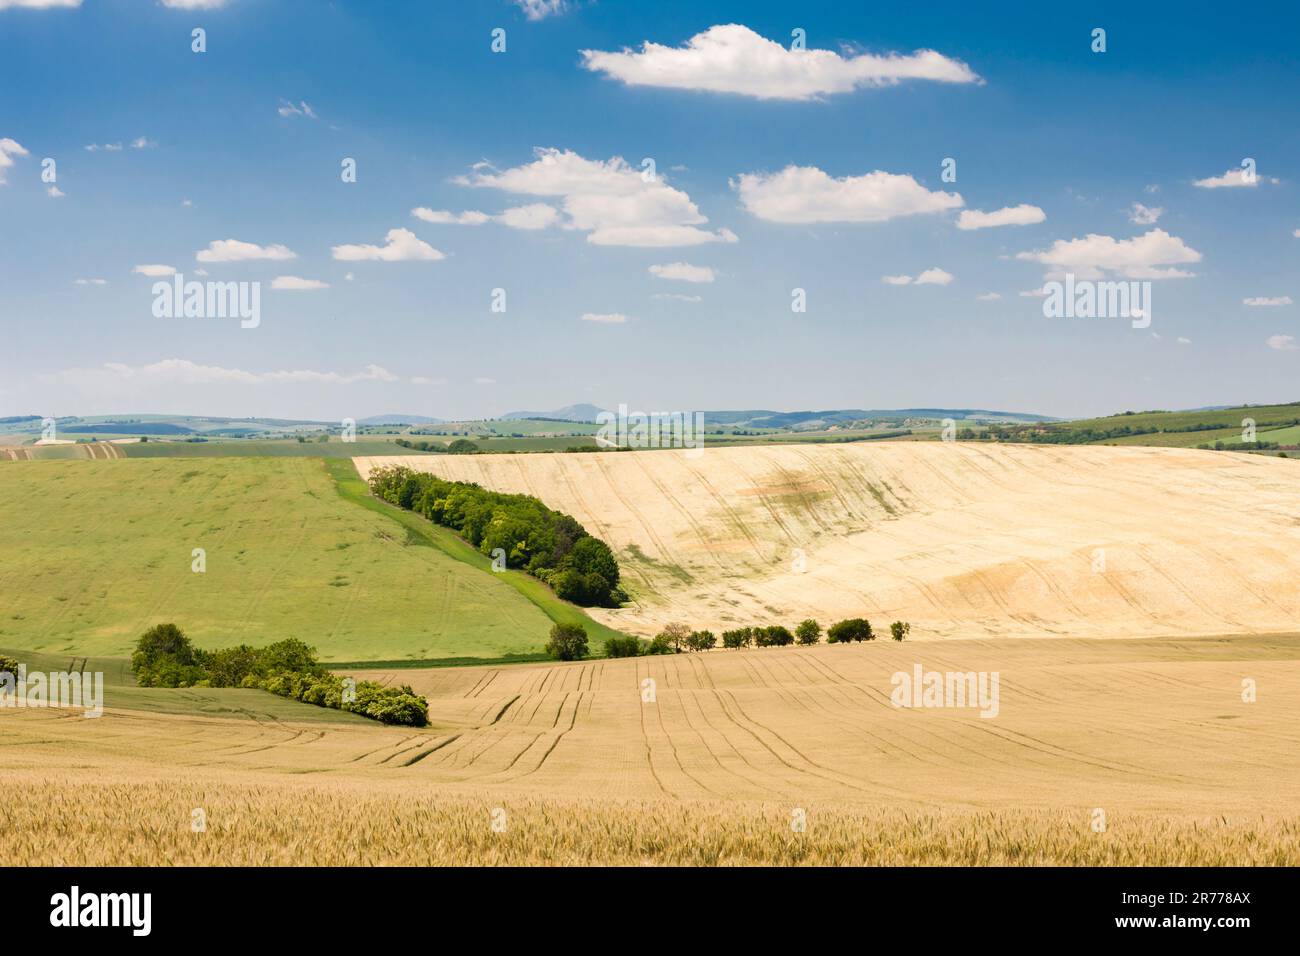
[1,0,1297,420]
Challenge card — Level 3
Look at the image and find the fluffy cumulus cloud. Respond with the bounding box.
[1015,228,1202,280]
[411,203,560,231]
[132,264,177,277]
[0,137,28,184]
[458,148,736,247]
[882,267,953,286]
[332,228,443,262]
[649,262,714,283]
[735,166,962,224]
[1267,335,1297,351]
[271,276,329,290]
[1243,296,1293,306]
[956,204,1045,230]
[581,312,629,324]
[580,24,980,100]
[196,239,297,263]
[1193,166,1279,189]
[41,358,396,388]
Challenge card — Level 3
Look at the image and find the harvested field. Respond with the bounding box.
[355,444,1300,639]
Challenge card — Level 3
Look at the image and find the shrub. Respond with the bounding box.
[0,655,19,679]
[131,622,196,672]
[827,618,874,643]
[755,625,794,647]
[721,627,752,649]
[645,633,676,655]
[604,635,644,658]
[795,619,821,645]
[687,630,716,651]
[657,623,692,653]
[545,622,589,661]
[890,621,911,642]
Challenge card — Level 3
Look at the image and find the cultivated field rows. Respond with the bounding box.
[356,443,1300,639]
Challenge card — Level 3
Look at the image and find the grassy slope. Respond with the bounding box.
[0,456,553,661]
[325,457,629,650]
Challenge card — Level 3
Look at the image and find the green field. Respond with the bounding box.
[0,456,564,662]
[119,438,425,458]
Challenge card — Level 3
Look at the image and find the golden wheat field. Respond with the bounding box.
[5,636,1299,864]
[355,444,1300,639]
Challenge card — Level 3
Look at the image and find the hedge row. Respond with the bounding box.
[130,624,428,726]
[367,466,625,608]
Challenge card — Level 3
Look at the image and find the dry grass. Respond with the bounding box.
[356,443,1300,639]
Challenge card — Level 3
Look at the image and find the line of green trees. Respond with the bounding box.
[537,617,914,661]
[130,623,429,726]
[368,465,625,608]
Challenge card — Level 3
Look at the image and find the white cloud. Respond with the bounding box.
[458,147,737,247]
[497,203,561,230]
[411,375,447,386]
[1267,335,1298,351]
[652,292,702,303]
[271,276,330,290]
[196,239,297,263]
[194,268,208,277]
[130,136,157,150]
[47,185,64,198]
[1129,203,1163,225]
[976,292,1001,301]
[649,262,714,283]
[84,142,122,152]
[1193,166,1279,189]
[277,99,317,119]
[1293,228,1300,238]
[1177,337,1191,345]
[181,198,193,207]
[580,23,980,101]
[73,278,107,286]
[1015,228,1201,280]
[411,203,560,231]
[1019,288,1048,297]
[515,0,566,19]
[955,204,1045,230]
[132,264,177,277]
[1243,296,1292,307]
[42,358,396,388]
[412,207,491,225]
[735,165,962,224]
[332,227,444,262]
[581,312,629,324]
[160,0,227,8]
[0,137,29,184]
[474,377,496,385]
[0,1,81,8]
[883,267,952,286]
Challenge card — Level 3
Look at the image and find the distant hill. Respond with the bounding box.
[357,414,443,426]
[502,404,609,423]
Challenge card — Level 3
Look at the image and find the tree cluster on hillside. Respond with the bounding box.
[605,617,913,655]
[368,466,625,608]
[130,623,428,726]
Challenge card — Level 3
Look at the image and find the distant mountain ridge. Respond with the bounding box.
[499,405,1056,427]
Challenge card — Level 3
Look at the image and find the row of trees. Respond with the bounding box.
[543,618,913,662]
[393,438,481,454]
[131,623,429,726]
[368,465,625,608]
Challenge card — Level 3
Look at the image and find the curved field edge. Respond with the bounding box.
[325,457,631,651]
